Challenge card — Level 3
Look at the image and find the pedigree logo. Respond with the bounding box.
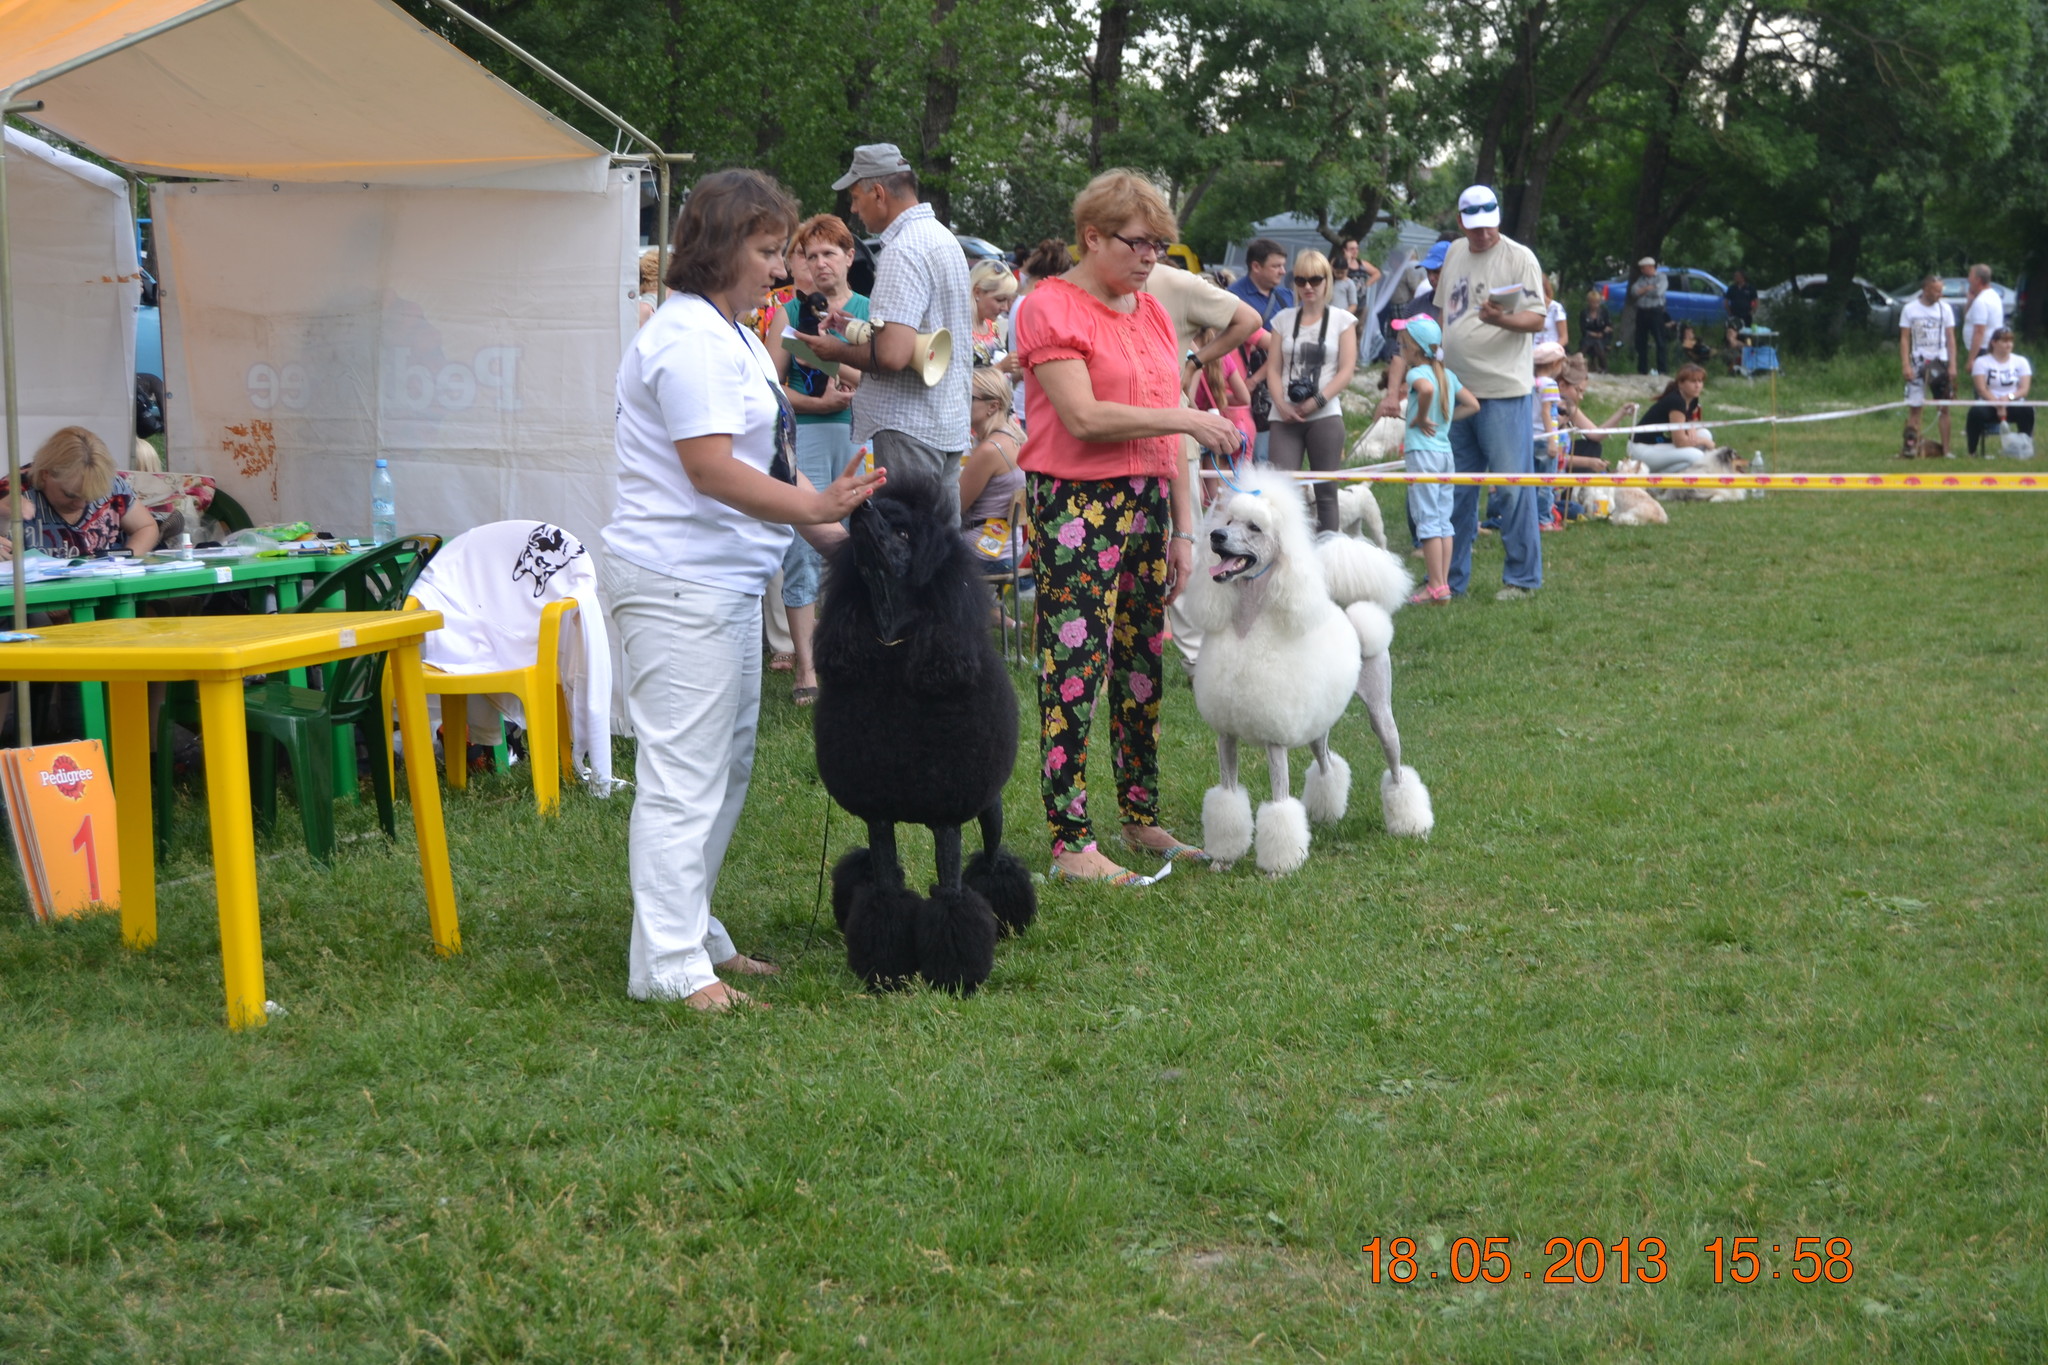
[39,755,92,799]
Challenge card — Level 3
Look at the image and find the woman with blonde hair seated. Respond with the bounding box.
[1,426,159,559]
[969,258,1020,363]
[960,364,1025,569]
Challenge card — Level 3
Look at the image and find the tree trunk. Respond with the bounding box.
[1473,4,1541,187]
[1509,0,1651,242]
[920,0,960,223]
[1087,0,1136,172]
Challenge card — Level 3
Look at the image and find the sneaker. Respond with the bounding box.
[1540,509,1565,532]
[1495,585,1536,601]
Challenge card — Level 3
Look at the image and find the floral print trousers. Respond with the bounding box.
[1027,471,1170,856]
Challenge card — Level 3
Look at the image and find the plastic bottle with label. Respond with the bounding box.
[1751,449,1766,499]
[371,459,397,542]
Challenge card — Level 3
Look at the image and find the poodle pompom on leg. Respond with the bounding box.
[1302,739,1351,824]
[963,846,1036,937]
[1255,744,1311,875]
[1203,785,1253,868]
[914,887,999,995]
[830,846,875,931]
[1203,734,1251,868]
[964,802,1036,936]
[1255,798,1312,875]
[843,882,924,989]
[1380,766,1435,839]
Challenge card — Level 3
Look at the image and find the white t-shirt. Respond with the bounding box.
[1899,298,1956,362]
[1438,233,1546,399]
[604,292,792,594]
[1963,290,2005,353]
[1536,299,1567,347]
[1268,305,1356,422]
[1971,351,2032,400]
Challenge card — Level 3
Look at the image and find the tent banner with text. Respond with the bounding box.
[154,171,639,552]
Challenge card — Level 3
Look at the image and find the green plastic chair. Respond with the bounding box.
[153,535,442,863]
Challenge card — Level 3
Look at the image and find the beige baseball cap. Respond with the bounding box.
[832,144,914,192]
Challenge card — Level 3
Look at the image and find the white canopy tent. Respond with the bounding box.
[0,126,139,461]
[1,0,687,740]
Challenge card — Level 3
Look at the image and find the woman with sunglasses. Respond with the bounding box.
[1253,249,1358,533]
[1013,170,1243,884]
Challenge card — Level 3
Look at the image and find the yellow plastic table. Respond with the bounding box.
[0,611,459,1028]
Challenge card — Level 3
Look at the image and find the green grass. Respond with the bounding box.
[3,354,2044,1361]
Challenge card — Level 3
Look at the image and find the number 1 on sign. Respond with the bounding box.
[71,814,100,902]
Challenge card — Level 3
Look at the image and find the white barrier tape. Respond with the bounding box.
[1198,468,2047,491]
[1573,396,2048,439]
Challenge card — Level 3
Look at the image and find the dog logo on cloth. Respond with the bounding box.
[512,524,583,598]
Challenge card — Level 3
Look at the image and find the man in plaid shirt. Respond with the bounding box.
[803,144,974,511]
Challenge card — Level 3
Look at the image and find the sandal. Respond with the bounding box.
[792,685,818,707]
[769,651,795,672]
[1121,830,1209,863]
[1048,863,1152,886]
[1406,584,1451,606]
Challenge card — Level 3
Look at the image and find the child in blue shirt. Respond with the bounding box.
[1399,316,1478,604]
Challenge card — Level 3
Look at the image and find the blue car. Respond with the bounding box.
[1600,267,1731,328]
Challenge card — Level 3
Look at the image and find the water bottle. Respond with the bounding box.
[370,459,397,542]
[1750,449,1766,500]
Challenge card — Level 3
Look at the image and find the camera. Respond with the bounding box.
[1286,378,1319,405]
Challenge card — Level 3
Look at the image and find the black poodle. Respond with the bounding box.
[813,473,1036,993]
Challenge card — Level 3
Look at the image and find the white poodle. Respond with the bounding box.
[1179,467,1434,875]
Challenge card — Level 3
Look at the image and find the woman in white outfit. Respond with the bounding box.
[604,170,885,1012]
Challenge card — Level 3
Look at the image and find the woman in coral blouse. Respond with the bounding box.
[1016,170,1245,884]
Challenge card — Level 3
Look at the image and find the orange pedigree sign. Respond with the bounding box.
[5,741,121,922]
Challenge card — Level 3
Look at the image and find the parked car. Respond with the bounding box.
[850,230,1005,295]
[1757,275,1894,329]
[1884,276,2018,329]
[1600,266,1730,327]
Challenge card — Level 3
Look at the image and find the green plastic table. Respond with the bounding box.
[8,549,376,789]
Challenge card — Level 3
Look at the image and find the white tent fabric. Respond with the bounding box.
[0,127,138,461]
[4,0,610,192]
[155,172,639,552]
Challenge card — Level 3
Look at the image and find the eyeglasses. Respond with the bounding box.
[1293,275,1324,289]
[1108,232,1172,258]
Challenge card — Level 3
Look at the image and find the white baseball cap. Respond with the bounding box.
[1457,185,1502,230]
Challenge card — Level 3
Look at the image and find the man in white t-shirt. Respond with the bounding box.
[1438,185,1548,601]
[1144,261,1260,666]
[1898,274,1957,457]
[1963,264,2005,361]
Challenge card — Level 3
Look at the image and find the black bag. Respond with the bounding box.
[135,373,166,439]
[1242,290,1285,427]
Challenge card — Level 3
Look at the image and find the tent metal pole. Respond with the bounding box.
[0,120,30,741]
[656,159,670,307]
[420,0,668,159]
[8,0,253,101]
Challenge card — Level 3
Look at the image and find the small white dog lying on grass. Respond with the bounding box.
[1179,467,1433,875]
[1609,458,1669,526]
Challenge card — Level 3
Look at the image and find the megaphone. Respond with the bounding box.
[784,317,953,387]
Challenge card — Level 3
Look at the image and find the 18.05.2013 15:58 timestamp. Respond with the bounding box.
[1360,1237,1855,1285]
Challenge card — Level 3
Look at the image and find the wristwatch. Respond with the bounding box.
[1184,349,1202,368]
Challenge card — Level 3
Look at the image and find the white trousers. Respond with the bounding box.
[604,553,758,999]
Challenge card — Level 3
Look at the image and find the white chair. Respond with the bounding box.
[407,520,614,812]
